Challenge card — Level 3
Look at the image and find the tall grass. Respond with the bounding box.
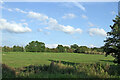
[2,62,120,78]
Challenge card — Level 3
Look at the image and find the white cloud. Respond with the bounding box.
[88,28,107,37]
[61,2,86,11]
[46,44,70,48]
[81,14,88,19]
[0,18,32,33]
[7,8,13,12]
[46,44,58,48]
[3,7,27,13]
[89,44,96,48]
[27,11,82,34]
[111,11,116,15]
[63,45,70,47]
[2,7,82,34]
[46,44,98,48]
[45,18,82,34]
[15,8,27,14]
[27,11,48,21]
[62,13,76,19]
[88,22,95,27]
[73,2,85,11]
[0,0,4,4]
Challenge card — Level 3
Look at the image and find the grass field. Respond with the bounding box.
[2,52,114,68]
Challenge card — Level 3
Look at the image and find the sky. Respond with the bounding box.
[0,2,118,48]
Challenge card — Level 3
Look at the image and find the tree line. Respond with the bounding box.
[1,41,104,55]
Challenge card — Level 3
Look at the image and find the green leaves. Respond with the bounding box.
[104,15,120,64]
[25,41,45,52]
[57,45,65,52]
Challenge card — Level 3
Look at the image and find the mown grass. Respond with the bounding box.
[2,52,114,68]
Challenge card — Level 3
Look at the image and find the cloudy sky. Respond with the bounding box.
[0,2,118,48]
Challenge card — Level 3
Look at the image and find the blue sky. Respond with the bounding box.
[0,2,118,48]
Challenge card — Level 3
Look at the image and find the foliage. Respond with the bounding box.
[45,47,51,52]
[56,45,65,52]
[104,15,120,64]
[25,41,45,52]
[13,46,24,52]
[91,46,104,52]
[75,46,89,53]
[64,46,70,53]
[70,44,79,52]
[2,46,12,52]
[2,62,120,78]
[2,64,16,78]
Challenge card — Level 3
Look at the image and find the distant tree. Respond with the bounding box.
[0,46,2,52]
[45,47,51,52]
[93,47,104,52]
[67,48,73,53]
[2,46,12,52]
[104,15,120,64]
[64,46,70,53]
[75,46,88,53]
[52,48,58,53]
[25,41,45,52]
[70,44,79,52]
[13,46,24,52]
[57,45,65,52]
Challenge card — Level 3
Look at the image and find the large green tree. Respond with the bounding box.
[70,44,79,52]
[25,41,45,52]
[104,15,120,64]
[57,45,65,52]
[75,46,88,53]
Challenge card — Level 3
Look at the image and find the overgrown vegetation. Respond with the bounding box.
[2,64,16,78]
[2,62,120,78]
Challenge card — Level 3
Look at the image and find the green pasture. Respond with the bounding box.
[2,52,114,68]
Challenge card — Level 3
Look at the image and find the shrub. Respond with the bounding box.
[2,64,16,78]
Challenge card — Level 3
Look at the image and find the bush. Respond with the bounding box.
[2,64,16,78]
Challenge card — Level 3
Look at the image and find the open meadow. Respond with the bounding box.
[2,52,114,68]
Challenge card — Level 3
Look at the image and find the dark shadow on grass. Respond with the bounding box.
[48,59,80,66]
[99,60,113,63]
